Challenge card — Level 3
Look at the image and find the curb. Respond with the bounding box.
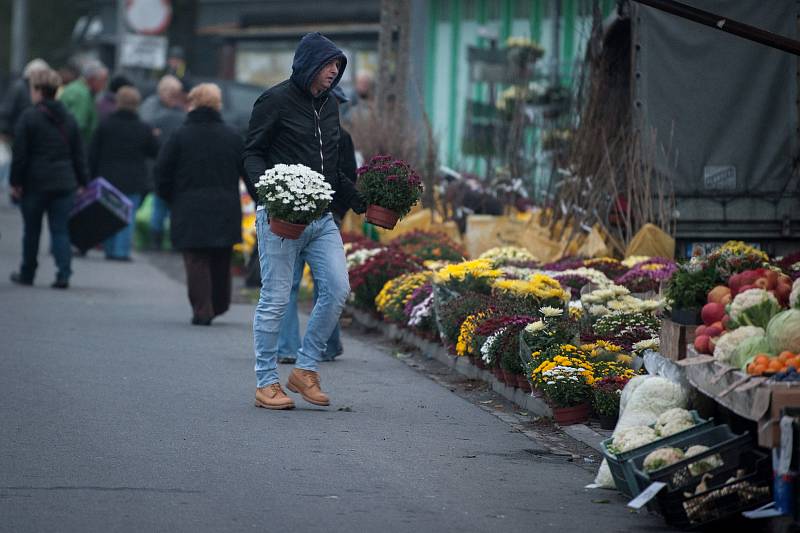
[346,305,615,452]
[347,305,553,417]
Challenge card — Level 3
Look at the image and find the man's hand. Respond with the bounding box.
[351,192,367,215]
[10,186,22,201]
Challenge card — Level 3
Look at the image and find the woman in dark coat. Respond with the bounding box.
[154,83,251,325]
[10,68,89,289]
[89,85,158,261]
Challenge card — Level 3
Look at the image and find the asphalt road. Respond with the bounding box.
[0,201,673,532]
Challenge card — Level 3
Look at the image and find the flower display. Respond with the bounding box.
[492,274,570,310]
[349,247,423,312]
[406,284,435,333]
[479,246,536,266]
[435,259,503,294]
[704,240,769,279]
[254,164,334,224]
[581,285,664,318]
[538,363,594,408]
[582,257,629,279]
[391,230,466,262]
[615,258,677,293]
[592,376,630,417]
[356,155,423,219]
[375,271,433,323]
[346,247,386,270]
[438,292,497,347]
[456,311,491,357]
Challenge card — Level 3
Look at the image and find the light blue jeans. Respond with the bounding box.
[104,193,141,259]
[253,210,349,388]
[277,256,343,360]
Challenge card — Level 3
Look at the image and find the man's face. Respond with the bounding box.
[88,72,108,94]
[313,59,340,93]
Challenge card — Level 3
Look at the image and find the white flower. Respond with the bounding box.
[525,320,546,333]
[540,306,563,317]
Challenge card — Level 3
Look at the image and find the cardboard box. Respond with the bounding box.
[757,385,800,448]
[659,319,698,361]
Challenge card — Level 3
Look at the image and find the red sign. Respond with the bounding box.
[125,0,172,35]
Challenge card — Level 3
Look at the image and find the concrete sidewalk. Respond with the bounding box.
[0,201,673,532]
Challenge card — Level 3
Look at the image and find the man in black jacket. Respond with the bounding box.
[244,32,365,410]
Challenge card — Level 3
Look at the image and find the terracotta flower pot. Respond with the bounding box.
[503,370,518,388]
[552,402,590,426]
[517,375,532,392]
[365,204,400,230]
[270,217,306,240]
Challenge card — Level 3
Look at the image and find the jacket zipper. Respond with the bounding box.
[313,97,328,174]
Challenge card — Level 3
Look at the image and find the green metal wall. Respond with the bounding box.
[423,0,615,173]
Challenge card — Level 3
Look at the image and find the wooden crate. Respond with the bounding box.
[660,319,698,361]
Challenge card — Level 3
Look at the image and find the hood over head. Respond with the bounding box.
[290,33,347,96]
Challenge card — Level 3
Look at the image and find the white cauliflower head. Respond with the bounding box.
[610,425,659,454]
[656,408,693,429]
[685,445,723,476]
[730,289,778,320]
[643,447,685,472]
[713,326,765,364]
[658,419,695,437]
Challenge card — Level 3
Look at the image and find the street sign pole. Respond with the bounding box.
[115,0,127,71]
[10,0,29,75]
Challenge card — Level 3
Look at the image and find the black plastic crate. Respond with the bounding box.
[631,425,751,496]
[654,449,772,529]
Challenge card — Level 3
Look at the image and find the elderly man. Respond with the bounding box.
[0,59,50,139]
[59,59,108,146]
[243,32,365,410]
[140,75,186,249]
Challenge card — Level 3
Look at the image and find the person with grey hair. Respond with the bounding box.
[59,59,108,145]
[140,75,186,249]
[0,58,50,139]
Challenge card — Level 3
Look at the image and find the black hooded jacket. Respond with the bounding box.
[242,32,362,213]
[10,99,89,193]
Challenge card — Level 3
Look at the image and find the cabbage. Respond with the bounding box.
[767,309,800,354]
[730,334,772,370]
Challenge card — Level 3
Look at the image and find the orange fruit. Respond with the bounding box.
[785,358,800,369]
[779,351,794,362]
[751,364,766,376]
[768,359,784,373]
[754,355,771,365]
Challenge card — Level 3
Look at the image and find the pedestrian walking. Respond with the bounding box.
[276,86,357,365]
[9,68,89,288]
[95,74,134,122]
[155,83,251,325]
[140,75,186,250]
[0,59,49,139]
[59,59,108,146]
[89,86,158,261]
[243,32,366,410]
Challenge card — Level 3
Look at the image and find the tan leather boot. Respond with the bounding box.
[254,383,295,410]
[286,368,330,406]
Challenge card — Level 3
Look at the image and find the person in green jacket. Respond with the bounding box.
[58,59,108,146]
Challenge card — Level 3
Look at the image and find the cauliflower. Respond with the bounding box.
[658,419,695,437]
[791,279,800,309]
[655,408,692,431]
[643,447,685,472]
[713,326,765,364]
[685,445,724,476]
[609,425,659,454]
[729,288,781,329]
